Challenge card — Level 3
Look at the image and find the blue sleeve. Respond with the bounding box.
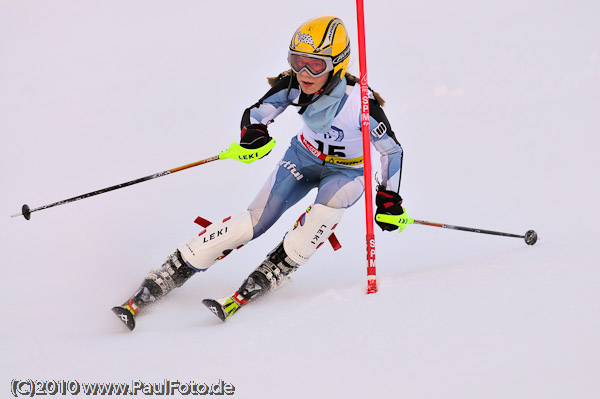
[241,75,300,129]
[367,96,403,193]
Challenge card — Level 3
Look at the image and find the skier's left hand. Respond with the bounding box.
[240,123,271,149]
[375,186,404,232]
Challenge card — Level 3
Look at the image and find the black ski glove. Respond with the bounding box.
[375,185,404,232]
[240,123,271,149]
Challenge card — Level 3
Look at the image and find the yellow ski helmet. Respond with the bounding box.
[288,16,351,92]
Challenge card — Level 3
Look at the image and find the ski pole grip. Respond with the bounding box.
[219,139,276,164]
[375,214,414,233]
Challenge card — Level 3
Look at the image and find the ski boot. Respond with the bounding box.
[202,241,299,321]
[112,250,196,331]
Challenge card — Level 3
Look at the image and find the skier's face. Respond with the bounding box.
[297,70,328,95]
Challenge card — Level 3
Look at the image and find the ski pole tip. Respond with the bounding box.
[524,230,537,245]
[11,205,31,220]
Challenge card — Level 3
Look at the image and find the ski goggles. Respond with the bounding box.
[288,51,334,78]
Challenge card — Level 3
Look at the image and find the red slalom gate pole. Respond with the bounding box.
[356,0,377,294]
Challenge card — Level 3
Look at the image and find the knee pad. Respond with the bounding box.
[283,204,344,266]
[178,211,254,270]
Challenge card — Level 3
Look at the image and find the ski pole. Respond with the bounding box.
[11,139,276,220]
[375,213,538,245]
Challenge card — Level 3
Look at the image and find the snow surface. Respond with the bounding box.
[2,1,600,398]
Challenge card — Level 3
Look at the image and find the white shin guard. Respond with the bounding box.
[283,204,344,266]
[178,211,254,271]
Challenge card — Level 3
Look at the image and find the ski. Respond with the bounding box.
[112,305,136,331]
[202,296,242,322]
[202,274,294,322]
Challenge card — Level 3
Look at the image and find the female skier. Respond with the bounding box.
[113,16,404,329]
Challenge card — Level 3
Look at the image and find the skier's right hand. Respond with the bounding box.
[375,186,404,232]
[240,123,271,150]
